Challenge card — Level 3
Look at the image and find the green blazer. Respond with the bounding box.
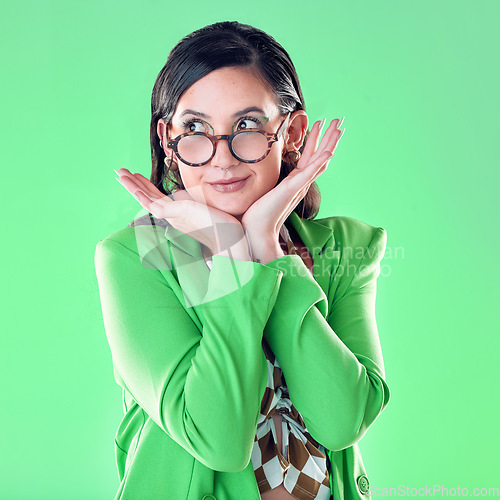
[94,211,390,500]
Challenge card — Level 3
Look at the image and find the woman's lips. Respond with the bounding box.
[208,177,249,193]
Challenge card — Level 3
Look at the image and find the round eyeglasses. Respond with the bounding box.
[166,113,291,167]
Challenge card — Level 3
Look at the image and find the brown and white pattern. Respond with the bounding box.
[251,337,331,499]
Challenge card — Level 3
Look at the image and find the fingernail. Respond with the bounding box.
[337,116,345,128]
[339,128,345,139]
[115,177,122,184]
[114,169,120,176]
[319,118,326,130]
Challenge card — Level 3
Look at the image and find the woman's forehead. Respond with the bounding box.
[172,67,280,122]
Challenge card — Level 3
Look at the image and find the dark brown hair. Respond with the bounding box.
[148,21,320,221]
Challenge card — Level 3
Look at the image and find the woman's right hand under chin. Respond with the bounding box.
[115,168,251,260]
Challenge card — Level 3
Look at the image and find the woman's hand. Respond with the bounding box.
[241,118,344,263]
[115,168,250,259]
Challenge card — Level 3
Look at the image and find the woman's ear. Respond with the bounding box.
[157,119,174,154]
[157,118,180,172]
[284,111,308,152]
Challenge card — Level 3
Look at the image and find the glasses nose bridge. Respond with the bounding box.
[211,133,235,158]
[212,133,232,144]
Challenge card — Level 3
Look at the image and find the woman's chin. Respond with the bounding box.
[205,198,249,219]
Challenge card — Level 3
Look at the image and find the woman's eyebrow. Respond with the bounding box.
[178,106,266,119]
[231,106,266,118]
[179,109,210,119]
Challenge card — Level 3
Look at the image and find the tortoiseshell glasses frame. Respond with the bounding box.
[166,112,291,167]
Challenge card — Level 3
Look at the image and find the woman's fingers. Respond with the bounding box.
[116,174,153,200]
[280,117,341,198]
[116,170,243,253]
[116,173,177,219]
[128,189,163,217]
[116,168,164,200]
[296,119,339,171]
[116,169,150,197]
[280,156,333,216]
[278,150,334,221]
[297,120,324,169]
[133,190,193,220]
[131,172,165,198]
[274,149,332,213]
[290,150,333,188]
[304,119,342,166]
[116,169,199,221]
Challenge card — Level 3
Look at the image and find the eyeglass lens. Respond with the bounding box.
[177,132,269,164]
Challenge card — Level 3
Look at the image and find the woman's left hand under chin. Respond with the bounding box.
[241,117,344,263]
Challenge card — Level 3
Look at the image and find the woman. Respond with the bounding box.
[95,21,390,500]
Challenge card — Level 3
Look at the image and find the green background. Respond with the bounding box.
[1,0,498,498]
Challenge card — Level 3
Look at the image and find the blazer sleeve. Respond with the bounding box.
[95,236,283,472]
[262,225,389,452]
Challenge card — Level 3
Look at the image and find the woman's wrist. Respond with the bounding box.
[252,249,285,265]
[211,233,252,262]
[245,230,285,265]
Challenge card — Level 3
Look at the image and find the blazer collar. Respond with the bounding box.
[287,212,334,258]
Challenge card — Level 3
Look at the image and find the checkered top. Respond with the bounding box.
[251,337,331,499]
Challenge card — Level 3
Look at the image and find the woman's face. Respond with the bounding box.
[158,66,291,219]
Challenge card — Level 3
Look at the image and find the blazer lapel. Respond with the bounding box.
[287,212,339,300]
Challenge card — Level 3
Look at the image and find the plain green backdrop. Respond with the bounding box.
[1,0,498,498]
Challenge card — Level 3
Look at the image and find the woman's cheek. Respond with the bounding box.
[178,169,211,205]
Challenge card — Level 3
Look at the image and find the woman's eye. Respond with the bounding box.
[185,120,210,133]
[236,117,261,131]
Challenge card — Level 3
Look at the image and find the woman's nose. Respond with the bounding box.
[211,137,238,169]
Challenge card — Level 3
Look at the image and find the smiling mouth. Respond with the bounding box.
[208,177,250,193]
